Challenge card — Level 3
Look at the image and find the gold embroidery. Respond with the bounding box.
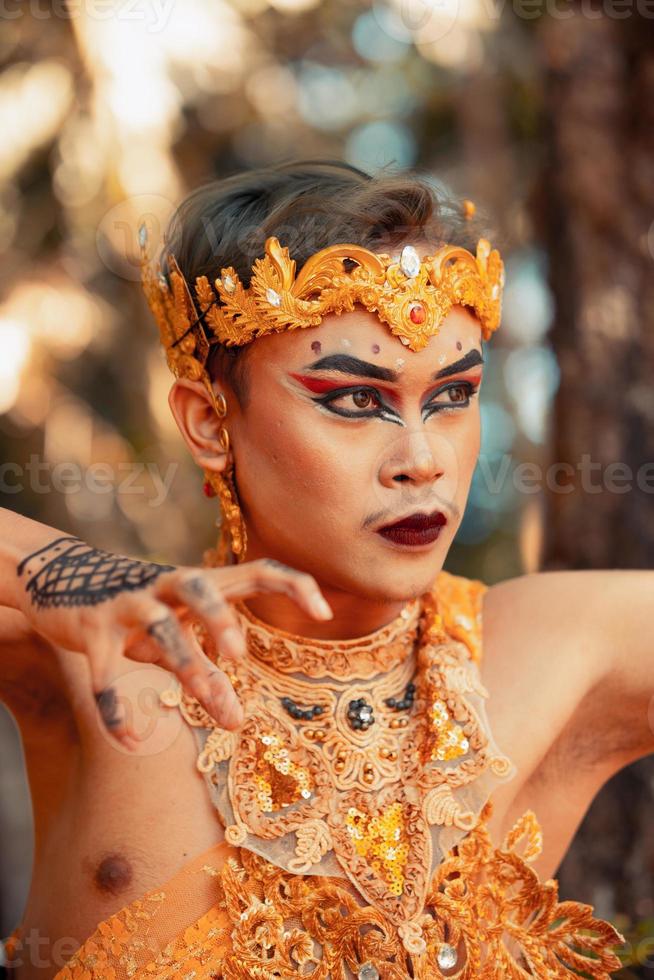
[234,594,422,680]
[21,572,622,979]
[159,572,517,952]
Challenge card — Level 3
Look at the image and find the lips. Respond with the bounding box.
[376,510,448,547]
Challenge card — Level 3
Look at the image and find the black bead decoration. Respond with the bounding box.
[384,680,416,712]
[281,696,325,721]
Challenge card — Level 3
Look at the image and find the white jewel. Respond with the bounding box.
[138,223,147,248]
[455,614,473,630]
[358,964,380,980]
[400,244,420,279]
[301,788,311,799]
[437,943,457,969]
[222,274,236,294]
[266,287,282,307]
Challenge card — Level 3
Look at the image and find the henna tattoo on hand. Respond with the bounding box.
[17,536,176,610]
[261,558,304,577]
[146,615,192,668]
[178,576,226,616]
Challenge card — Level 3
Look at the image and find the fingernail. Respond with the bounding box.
[222,627,246,658]
[311,594,333,619]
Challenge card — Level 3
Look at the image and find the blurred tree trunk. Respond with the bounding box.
[534,7,654,940]
[538,11,654,569]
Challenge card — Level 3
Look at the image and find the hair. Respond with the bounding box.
[160,158,490,405]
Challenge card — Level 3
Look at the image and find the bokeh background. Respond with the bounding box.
[1,0,653,974]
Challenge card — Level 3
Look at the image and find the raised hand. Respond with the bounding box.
[15,535,333,749]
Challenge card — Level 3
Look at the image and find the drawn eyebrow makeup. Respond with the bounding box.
[288,349,483,396]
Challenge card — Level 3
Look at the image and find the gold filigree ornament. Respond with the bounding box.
[139,218,503,567]
[138,222,504,372]
[156,574,625,975]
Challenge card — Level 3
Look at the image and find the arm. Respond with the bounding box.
[485,568,654,770]
[586,568,654,759]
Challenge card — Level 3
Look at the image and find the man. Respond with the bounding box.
[1,160,651,978]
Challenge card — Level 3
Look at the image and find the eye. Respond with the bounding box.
[424,381,477,414]
[313,385,389,419]
[352,390,375,408]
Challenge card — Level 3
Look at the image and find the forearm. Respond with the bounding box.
[0,506,76,610]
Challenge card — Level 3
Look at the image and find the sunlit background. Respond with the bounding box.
[1,1,652,974]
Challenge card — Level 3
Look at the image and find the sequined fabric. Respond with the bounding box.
[2,570,625,978]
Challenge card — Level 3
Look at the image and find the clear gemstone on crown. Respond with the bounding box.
[400,245,421,279]
[222,275,236,294]
[266,287,282,307]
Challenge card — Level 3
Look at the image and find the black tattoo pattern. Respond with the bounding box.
[178,576,226,615]
[17,536,175,610]
[261,558,303,576]
[146,615,192,667]
[95,688,122,730]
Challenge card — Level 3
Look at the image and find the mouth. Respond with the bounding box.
[376,509,448,548]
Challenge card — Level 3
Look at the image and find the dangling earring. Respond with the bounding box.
[201,388,247,567]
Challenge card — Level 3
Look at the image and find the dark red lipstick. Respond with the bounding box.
[376,510,447,547]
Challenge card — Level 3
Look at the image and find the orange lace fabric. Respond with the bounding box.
[3,571,624,979]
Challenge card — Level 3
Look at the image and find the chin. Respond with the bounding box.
[333,558,445,605]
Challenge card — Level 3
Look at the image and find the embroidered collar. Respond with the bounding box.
[231,595,422,681]
[161,587,515,955]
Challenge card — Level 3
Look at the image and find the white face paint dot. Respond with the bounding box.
[438,353,447,365]
[395,358,405,367]
[341,338,352,348]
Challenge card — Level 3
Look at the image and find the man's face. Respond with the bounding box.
[224,301,483,603]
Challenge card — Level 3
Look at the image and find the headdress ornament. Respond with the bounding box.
[137,201,504,565]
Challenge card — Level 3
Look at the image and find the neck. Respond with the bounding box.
[242,586,408,641]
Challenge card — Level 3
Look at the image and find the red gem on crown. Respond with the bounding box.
[409,303,426,325]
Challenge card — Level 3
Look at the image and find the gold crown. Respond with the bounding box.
[138,219,504,398]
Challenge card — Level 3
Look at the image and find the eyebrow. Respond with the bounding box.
[304,349,484,383]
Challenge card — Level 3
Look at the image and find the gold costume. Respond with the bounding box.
[4,571,624,978]
[2,210,625,977]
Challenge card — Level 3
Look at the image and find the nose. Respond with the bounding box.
[378,430,445,488]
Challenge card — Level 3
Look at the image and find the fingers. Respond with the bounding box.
[124,600,243,730]
[89,630,139,752]
[157,572,246,663]
[154,562,333,674]
[209,558,334,620]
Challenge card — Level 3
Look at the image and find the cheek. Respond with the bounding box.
[235,404,364,510]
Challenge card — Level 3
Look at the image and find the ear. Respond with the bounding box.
[168,378,230,474]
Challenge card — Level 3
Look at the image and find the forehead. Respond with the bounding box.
[245,303,483,375]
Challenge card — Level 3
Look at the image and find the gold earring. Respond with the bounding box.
[200,387,247,567]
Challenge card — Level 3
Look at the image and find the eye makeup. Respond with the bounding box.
[289,374,480,424]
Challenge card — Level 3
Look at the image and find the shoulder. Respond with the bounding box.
[432,567,612,670]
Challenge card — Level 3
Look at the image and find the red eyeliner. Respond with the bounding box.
[289,373,395,398]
